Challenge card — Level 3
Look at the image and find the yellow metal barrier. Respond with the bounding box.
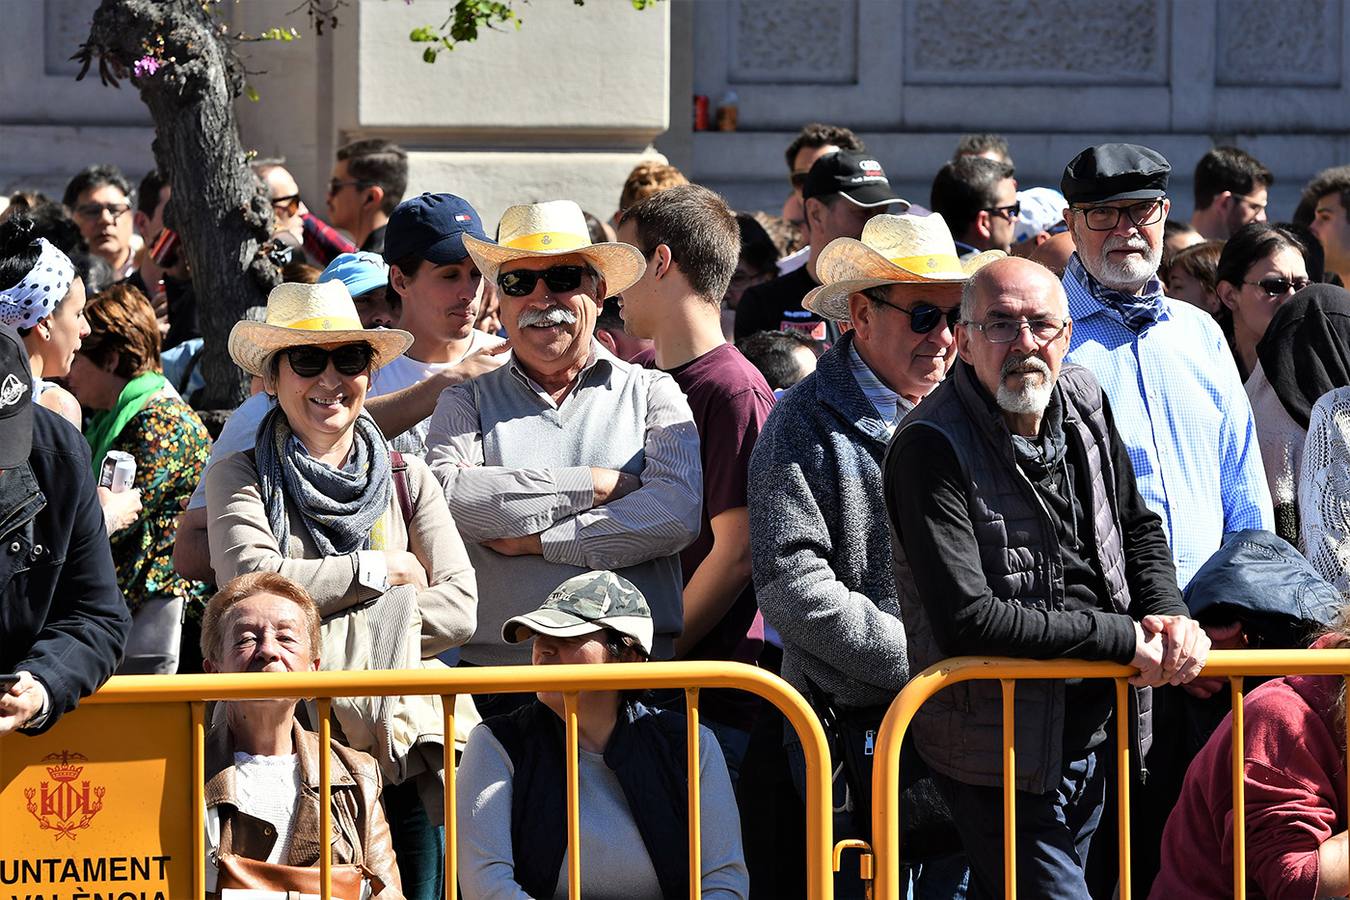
[869,650,1350,900]
[0,662,833,900]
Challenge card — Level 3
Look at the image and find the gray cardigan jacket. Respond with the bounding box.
[748,331,911,708]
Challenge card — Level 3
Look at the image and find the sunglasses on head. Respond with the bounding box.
[873,295,961,334]
[284,343,375,377]
[1245,276,1310,297]
[497,265,591,297]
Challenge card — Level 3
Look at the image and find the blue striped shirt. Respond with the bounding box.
[1063,261,1273,587]
[846,341,914,435]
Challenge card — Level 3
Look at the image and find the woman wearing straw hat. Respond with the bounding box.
[205,279,478,899]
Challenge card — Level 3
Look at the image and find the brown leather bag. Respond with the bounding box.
[215,851,367,900]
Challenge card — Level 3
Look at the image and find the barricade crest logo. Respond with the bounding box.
[23,750,105,840]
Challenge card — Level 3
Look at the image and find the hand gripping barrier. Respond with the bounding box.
[1,662,835,900]
[867,650,1350,900]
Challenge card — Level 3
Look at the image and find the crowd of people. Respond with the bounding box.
[5,125,1350,899]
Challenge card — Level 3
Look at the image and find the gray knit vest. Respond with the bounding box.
[890,362,1145,794]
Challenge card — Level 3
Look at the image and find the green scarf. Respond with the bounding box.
[85,371,168,472]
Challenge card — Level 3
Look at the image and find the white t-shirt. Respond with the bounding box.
[232,750,301,863]
[369,329,506,456]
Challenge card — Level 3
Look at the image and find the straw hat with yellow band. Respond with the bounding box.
[228,280,413,377]
[463,199,646,299]
[802,213,1006,322]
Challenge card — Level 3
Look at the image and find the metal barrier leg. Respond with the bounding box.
[833,839,875,900]
[686,687,702,900]
[1115,679,1131,900]
[1230,678,1246,900]
[318,696,333,900]
[1000,679,1016,900]
[193,700,206,900]
[563,691,582,900]
[443,694,457,900]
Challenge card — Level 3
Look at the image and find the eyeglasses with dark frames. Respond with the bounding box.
[497,265,593,297]
[283,343,375,377]
[73,202,131,222]
[965,316,1070,344]
[327,179,375,196]
[1244,276,1309,297]
[870,295,961,335]
[1071,199,1166,232]
[982,202,1022,222]
[271,193,301,214]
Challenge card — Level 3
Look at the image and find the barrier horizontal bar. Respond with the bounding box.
[72,661,835,899]
[80,661,802,703]
[870,650,1350,899]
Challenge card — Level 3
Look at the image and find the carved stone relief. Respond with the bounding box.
[905,0,1167,85]
[730,0,859,84]
[1216,0,1341,86]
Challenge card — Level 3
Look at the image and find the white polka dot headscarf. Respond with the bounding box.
[0,238,76,330]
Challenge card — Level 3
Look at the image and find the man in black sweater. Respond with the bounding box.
[884,257,1209,898]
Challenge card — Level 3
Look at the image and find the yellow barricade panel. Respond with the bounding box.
[0,703,193,899]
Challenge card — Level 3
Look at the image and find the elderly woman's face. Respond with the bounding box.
[209,593,318,675]
[273,341,372,446]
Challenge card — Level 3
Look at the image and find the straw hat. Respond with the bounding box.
[464,200,646,299]
[228,281,413,377]
[802,213,1006,321]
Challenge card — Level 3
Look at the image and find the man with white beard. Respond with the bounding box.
[883,256,1210,898]
[1057,143,1272,590]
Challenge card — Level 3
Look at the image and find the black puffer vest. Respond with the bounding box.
[890,362,1150,794]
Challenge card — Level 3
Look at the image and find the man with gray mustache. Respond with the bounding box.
[424,200,702,714]
[885,256,1209,898]
[1058,144,1272,592]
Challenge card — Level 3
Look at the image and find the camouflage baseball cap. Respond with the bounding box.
[502,570,654,656]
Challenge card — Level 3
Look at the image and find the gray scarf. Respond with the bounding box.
[255,403,392,556]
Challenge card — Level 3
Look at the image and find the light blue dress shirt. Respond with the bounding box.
[1063,265,1274,588]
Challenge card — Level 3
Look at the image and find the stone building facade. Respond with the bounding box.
[5,0,1350,228]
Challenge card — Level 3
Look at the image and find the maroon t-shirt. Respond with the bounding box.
[663,343,776,666]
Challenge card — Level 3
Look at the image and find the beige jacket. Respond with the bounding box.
[205,449,477,657]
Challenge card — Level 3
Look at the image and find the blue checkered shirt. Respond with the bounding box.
[1062,256,1273,588]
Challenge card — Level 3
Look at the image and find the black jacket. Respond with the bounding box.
[0,406,130,732]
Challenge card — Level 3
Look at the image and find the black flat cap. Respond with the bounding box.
[1061,143,1171,204]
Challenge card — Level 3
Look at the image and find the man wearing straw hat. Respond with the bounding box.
[424,200,702,712]
[747,212,1000,890]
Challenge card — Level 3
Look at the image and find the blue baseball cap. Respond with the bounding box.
[383,192,491,266]
[318,251,389,298]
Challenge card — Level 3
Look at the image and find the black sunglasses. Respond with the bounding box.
[497,265,591,297]
[1245,276,1310,297]
[873,296,961,334]
[983,201,1022,222]
[284,343,375,377]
